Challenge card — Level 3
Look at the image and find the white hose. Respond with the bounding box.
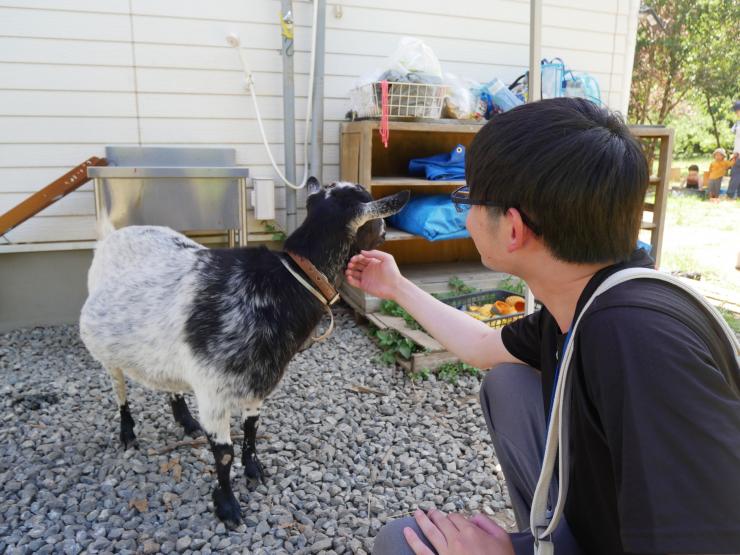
[229,1,318,190]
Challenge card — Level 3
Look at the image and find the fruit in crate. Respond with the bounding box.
[465,295,524,320]
[505,296,526,312]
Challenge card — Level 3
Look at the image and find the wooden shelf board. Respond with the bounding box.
[640,221,657,230]
[371,177,465,187]
[385,227,418,241]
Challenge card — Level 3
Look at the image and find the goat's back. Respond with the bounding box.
[80,226,205,385]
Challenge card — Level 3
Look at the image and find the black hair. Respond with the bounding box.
[688,164,699,171]
[466,97,648,264]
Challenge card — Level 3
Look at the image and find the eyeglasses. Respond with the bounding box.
[451,185,542,235]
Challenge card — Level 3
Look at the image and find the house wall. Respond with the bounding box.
[0,0,639,330]
[1,0,639,249]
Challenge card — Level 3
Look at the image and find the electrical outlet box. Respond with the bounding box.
[251,178,276,220]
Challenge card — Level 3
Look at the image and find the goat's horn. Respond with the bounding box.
[358,190,410,223]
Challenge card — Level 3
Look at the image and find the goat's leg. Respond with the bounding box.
[109,367,137,449]
[168,393,202,437]
[199,398,241,528]
[241,403,265,484]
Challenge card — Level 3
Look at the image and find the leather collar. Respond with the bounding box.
[284,251,340,305]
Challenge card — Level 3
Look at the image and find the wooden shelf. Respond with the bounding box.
[371,177,465,187]
[640,221,657,230]
[385,226,418,241]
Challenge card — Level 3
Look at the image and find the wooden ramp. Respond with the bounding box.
[0,157,107,238]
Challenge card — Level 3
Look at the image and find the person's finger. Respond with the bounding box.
[429,509,460,538]
[344,273,361,288]
[348,255,370,269]
[344,271,362,283]
[403,527,436,555]
[469,514,508,540]
[446,513,473,532]
[361,249,392,261]
[413,509,448,552]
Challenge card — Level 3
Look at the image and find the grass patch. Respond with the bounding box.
[371,328,423,365]
[435,361,482,384]
[718,308,740,334]
[660,194,739,295]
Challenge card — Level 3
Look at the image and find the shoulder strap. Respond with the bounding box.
[531,268,740,555]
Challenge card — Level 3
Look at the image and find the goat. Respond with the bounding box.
[79,178,409,526]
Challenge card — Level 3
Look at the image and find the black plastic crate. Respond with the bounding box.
[440,288,530,329]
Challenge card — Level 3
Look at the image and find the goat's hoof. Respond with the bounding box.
[119,431,139,450]
[212,487,242,528]
[182,420,203,438]
[243,456,265,485]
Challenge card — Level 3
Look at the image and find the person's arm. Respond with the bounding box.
[345,250,521,369]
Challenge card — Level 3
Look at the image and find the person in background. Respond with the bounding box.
[706,147,736,201]
[728,100,740,200]
[680,163,701,190]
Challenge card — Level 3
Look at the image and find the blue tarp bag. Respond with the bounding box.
[387,195,470,241]
[408,145,466,181]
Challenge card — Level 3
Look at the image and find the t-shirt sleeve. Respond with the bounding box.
[501,310,542,369]
[579,308,740,553]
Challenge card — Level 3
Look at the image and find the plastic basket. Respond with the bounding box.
[350,81,449,120]
[441,288,536,329]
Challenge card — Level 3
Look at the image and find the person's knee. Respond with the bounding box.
[372,517,419,555]
[480,363,532,406]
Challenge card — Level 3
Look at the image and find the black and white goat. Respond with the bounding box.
[79,178,408,526]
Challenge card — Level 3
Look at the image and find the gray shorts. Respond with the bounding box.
[707,178,722,198]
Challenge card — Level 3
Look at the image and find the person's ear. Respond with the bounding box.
[505,207,529,253]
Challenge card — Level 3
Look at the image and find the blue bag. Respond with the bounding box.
[408,145,466,181]
[387,195,470,241]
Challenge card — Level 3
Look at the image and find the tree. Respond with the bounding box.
[690,0,740,148]
[629,0,702,125]
[629,0,739,133]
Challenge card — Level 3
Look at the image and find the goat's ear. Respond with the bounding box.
[306,176,321,196]
[354,190,410,227]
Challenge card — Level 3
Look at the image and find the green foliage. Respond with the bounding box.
[263,222,287,241]
[497,276,526,296]
[379,299,422,330]
[668,109,735,159]
[448,276,476,294]
[372,328,421,365]
[435,361,482,385]
[409,367,431,382]
[629,0,740,159]
[718,308,740,334]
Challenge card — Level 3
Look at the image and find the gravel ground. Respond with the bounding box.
[0,306,513,554]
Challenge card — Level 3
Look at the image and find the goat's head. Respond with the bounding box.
[304,177,409,252]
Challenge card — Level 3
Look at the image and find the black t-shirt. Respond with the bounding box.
[502,249,740,554]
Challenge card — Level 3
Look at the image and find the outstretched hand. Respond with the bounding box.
[404,509,515,555]
[345,250,403,301]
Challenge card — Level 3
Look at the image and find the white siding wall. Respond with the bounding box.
[0,0,638,248]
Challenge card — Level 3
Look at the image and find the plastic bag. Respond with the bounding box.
[386,37,443,80]
[541,58,565,99]
[442,74,479,119]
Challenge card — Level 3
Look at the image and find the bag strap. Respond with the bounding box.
[530,268,740,555]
